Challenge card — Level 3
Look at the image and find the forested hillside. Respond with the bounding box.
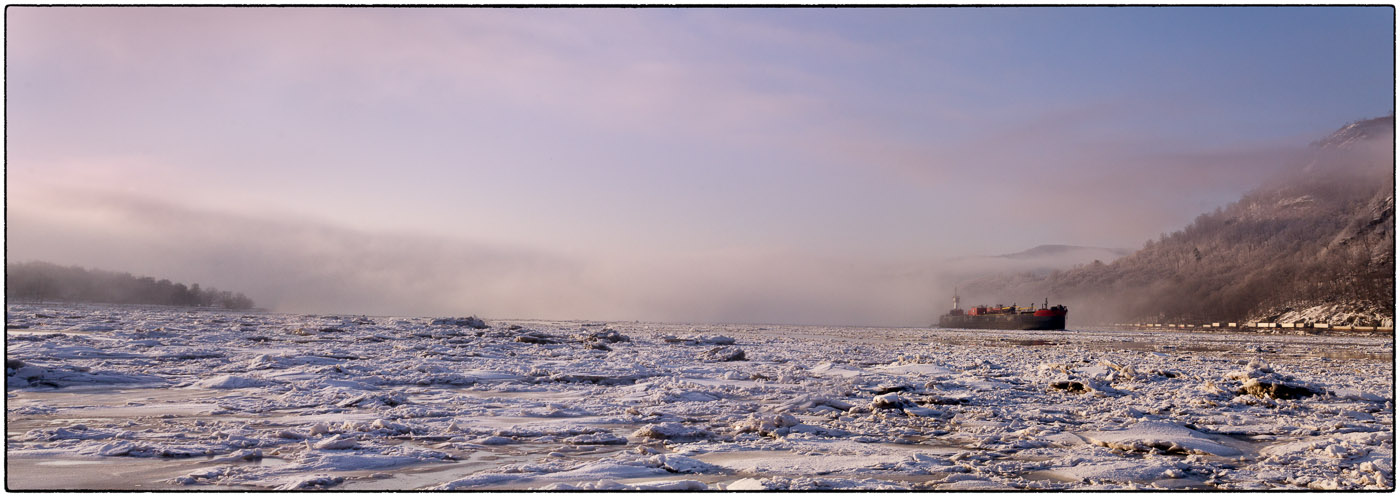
[963,116,1395,326]
[6,261,256,310]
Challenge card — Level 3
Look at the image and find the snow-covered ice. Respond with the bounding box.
[5,302,1393,490]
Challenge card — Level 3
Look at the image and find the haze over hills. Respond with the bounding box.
[960,116,1395,327]
[926,244,1132,290]
[991,245,1131,260]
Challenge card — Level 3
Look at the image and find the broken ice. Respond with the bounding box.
[5,303,1393,490]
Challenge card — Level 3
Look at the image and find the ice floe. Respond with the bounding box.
[4,302,1393,490]
[1085,421,1243,456]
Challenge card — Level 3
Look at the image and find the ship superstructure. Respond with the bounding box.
[937,291,1067,330]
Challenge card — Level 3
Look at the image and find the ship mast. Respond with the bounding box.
[952,287,961,310]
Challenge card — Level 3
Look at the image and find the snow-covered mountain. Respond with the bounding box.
[1311,114,1395,150]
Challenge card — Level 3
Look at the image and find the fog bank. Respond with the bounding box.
[8,187,969,326]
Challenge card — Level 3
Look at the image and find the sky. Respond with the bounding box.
[6,6,1394,326]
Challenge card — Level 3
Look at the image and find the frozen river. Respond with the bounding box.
[5,303,1393,490]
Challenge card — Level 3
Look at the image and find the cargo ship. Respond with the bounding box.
[937,291,1067,330]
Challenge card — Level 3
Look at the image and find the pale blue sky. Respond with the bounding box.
[7,7,1393,324]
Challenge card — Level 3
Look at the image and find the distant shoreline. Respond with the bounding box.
[4,299,268,314]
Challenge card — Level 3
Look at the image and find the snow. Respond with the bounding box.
[4,302,1393,490]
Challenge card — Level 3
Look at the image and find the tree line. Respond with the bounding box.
[6,261,256,310]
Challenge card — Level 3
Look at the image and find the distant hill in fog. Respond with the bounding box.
[937,244,1131,283]
[994,244,1131,262]
[963,116,1395,326]
[6,261,256,310]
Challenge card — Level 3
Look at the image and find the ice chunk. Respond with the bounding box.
[434,473,531,490]
[368,419,411,434]
[275,475,345,490]
[579,328,630,343]
[662,334,735,345]
[701,346,746,362]
[733,413,800,436]
[810,362,864,378]
[515,331,562,344]
[1047,459,1184,483]
[563,433,627,445]
[871,393,912,409]
[937,478,1010,490]
[871,363,954,375]
[725,476,909,490]
[298,450,441,471]
[903,405,942,417]
[539,479,707,491]
[1238,378,1320,400]
[195,375,265,389]
[650,453,722,473]
[7,364,167,389]
[631,422,712,441]
[1225,362,1322,399]
[726,478,775,490]
[545,459,670,480]
[667,390,721,402]
[311,434,359,450]
[430,316,488,328]
[1049,380,1089,394]
[1046,378,1122,396]
[776,395,854,413]
[629,480,708,490]
[1085,421,1242,456]
[336,392,407,407]
[1331,388,1386,402]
